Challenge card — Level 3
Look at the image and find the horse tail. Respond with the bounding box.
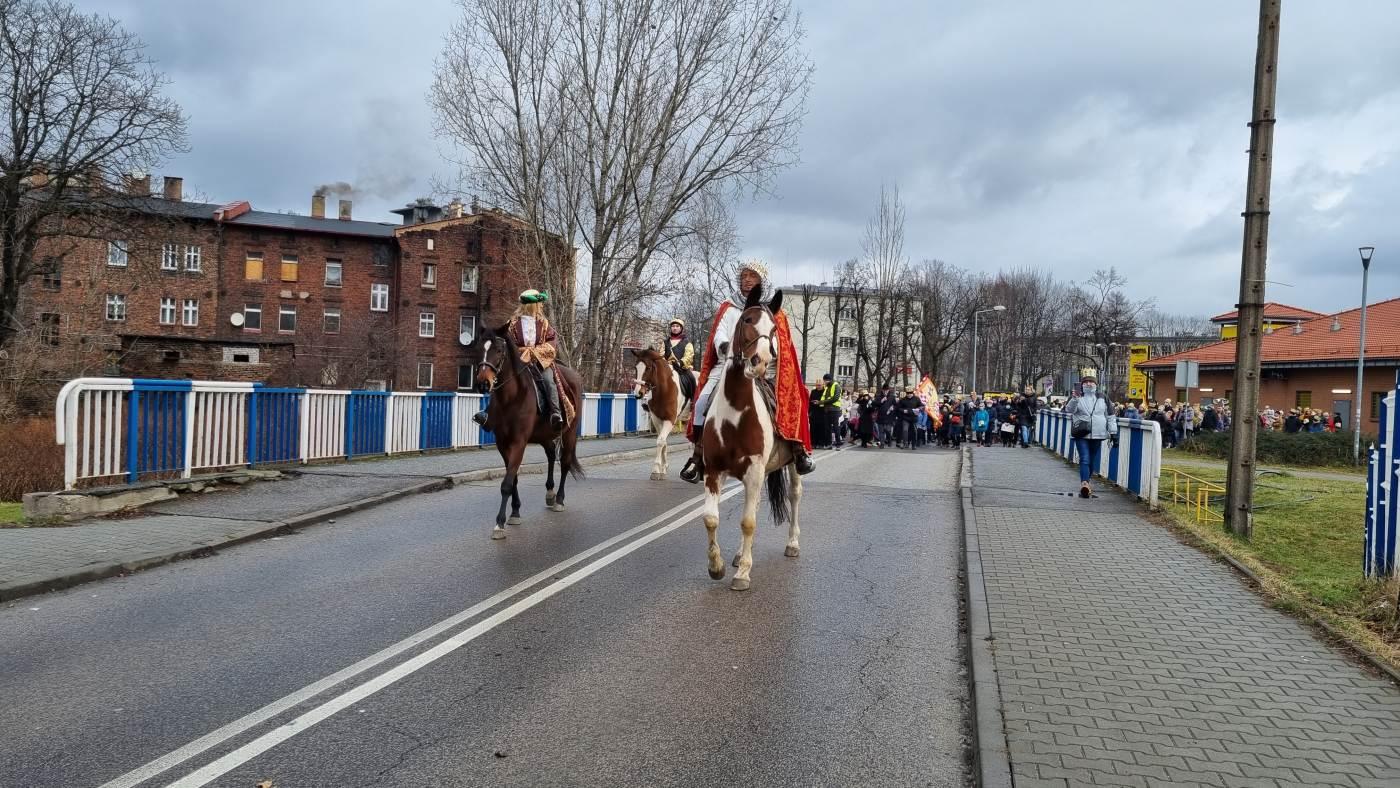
[566,448,586,480]
[765,466,790,525]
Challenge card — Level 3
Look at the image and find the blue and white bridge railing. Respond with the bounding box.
[54,378,644,491]
[1035,409,1163,508]
[1365,381,1400,578]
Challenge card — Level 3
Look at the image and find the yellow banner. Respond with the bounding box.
[917,375,941,427]
[1128,344,1150,400]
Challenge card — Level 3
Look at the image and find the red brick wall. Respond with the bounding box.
[1149,365,1399,428]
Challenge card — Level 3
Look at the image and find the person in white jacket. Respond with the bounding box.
[1062,371,1118,499]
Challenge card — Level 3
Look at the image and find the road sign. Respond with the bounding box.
[1175,360,1199,389]
[1128,344,1150,400]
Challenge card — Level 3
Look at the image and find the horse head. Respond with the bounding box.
[732,288,784,379]
[475,323,518,394]
[630,347,663,402]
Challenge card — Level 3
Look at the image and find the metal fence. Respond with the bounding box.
[1035,408,1163,508]
[1365,382,1400,578]
[54,378,646,491]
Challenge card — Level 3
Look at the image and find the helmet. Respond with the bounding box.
[669,318,685,329]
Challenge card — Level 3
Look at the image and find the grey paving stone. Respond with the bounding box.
[971,447,1400,787]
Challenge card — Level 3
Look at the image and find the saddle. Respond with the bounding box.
[673,362,698,407]
[528,364,578,427]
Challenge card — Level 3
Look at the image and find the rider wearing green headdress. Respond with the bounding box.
[508,288,563,428]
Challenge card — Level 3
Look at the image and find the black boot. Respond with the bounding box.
[541,368,565,429]
[680,447,704,484]
[793,444,816,475]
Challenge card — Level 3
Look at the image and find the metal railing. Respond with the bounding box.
[54,378,645,491]
[1162,467,1225,523]
[1365,382,1399,577]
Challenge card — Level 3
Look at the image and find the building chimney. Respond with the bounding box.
[312,194,326,219]
[162,176,183,201]
[124,172,151,196]
[447,198,465,219]
[338,199,352,221]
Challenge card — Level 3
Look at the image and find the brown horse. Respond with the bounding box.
[475,326,584,540]
[700,286,802,591]
[631,348,697,480]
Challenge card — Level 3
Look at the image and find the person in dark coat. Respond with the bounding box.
[856,391,877,447]
[876,386,898,448]
[1014,390,1038,448]
[809,385,828,448]
[1284,409,1302,433]
[897,387,922,449]
[1201,406,1219,432]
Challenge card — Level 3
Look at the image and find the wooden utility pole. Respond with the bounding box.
[1225,0,1281,539]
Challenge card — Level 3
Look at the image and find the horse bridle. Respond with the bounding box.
[478,339,516,394]
[732,306,778,366]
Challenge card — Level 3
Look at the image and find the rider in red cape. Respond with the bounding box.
[680,261,814,483]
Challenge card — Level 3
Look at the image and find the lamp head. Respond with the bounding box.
[992,304,1006,312]
[1359,246,1375,270]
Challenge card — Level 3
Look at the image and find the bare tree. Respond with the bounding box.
[0,0,188,353]
[908,260,977,387]
[825,258,860,380]
[795,283,819,376]
[857,184,908,388]
[433,0,813,389]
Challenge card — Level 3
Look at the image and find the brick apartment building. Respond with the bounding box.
[16,176,571,396]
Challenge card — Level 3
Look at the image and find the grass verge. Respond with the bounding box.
[0,502,23,525]
[1157,466,1400,676]
[1161,448,1365,477]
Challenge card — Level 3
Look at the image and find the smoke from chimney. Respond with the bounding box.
[315,181,354,198]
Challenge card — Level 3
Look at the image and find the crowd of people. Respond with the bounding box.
[808,382,1045,452]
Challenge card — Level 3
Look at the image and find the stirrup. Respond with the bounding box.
[680,456,703,484]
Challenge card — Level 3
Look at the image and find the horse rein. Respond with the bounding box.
[731,306,778,367]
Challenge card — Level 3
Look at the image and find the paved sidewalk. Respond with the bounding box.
[968,447,1400,787]
[0,434,683,602]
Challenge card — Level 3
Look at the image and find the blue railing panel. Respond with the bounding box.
[347,391,389,458]
[250,388,303,465]
[421,392,454,450]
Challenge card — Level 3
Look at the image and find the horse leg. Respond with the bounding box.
[785,464,803,558]
[552,427,577,512]
[650,419,673,480]
[704,473,725,580]
[507,472,522,526]
[492,442,525,540]
[543,440,558,508]
[731,463,764,591]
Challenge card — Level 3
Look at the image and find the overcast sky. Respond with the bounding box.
[84,0,1400,317]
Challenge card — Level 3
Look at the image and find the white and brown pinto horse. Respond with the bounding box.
[700,286,802,591]
[631,348,697,480]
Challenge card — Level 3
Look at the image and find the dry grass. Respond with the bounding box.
[0,418,63,500]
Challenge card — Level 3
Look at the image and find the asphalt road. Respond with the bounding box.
[0,446,968,788]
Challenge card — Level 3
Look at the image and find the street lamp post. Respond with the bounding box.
[1093,342,1121,397]
[1354,246,1374,463]
[971,305,1006,394]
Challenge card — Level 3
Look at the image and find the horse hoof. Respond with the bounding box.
[491,527,507,541]
[549,503,566,512]
[708,566,726,580]
[784,545,800,558]
[730,577,750,591]
[506,515,523,526]
[649,472,664,481]
[545,493,557,506]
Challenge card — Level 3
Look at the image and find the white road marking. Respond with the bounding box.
[98,492,720,788]
[106,452,834,788]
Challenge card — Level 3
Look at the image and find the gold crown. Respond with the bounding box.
[738,259,769,282]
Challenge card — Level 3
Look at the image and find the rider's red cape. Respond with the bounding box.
[687,302,812,451]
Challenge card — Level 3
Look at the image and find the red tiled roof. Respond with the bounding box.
[1208,301,1327,323]
[1143,296,1400,370]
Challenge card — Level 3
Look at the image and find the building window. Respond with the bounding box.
[416,362,433,389]
[323,308,341,335]
[184,245,202,272]
[107,240,128,267]
[419,311,436,338]
[38,313,61,346]
[1295,390,1312,409]
[422,263,436,289]
[279,305,296,333]
[458,364,475,390]
[161,243,179,270]
[373,245,391,266]
[159,297,176,325]
[40,259,61,290]
[839,307,855,320]
[182,299,199,327]
[837,336,857,349]
[459,315,476,344]
[243,304,262,331]
[370,283,389,312]
[105,294,126,321]
[837,364,855,378]
[1175,388,1186,403]
[325,259,343,287]
[280,255,299,282]
[427,237,436,251]
[1373,391,1385,421]
[461,265,479,293]
[245,252,264,281]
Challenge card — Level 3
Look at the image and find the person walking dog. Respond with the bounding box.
[1062,372,1118,499]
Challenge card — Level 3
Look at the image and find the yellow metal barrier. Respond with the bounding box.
[1163,467,1225,524]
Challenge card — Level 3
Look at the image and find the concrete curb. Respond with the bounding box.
[959,446,1014,788]
[0,439,684,604]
